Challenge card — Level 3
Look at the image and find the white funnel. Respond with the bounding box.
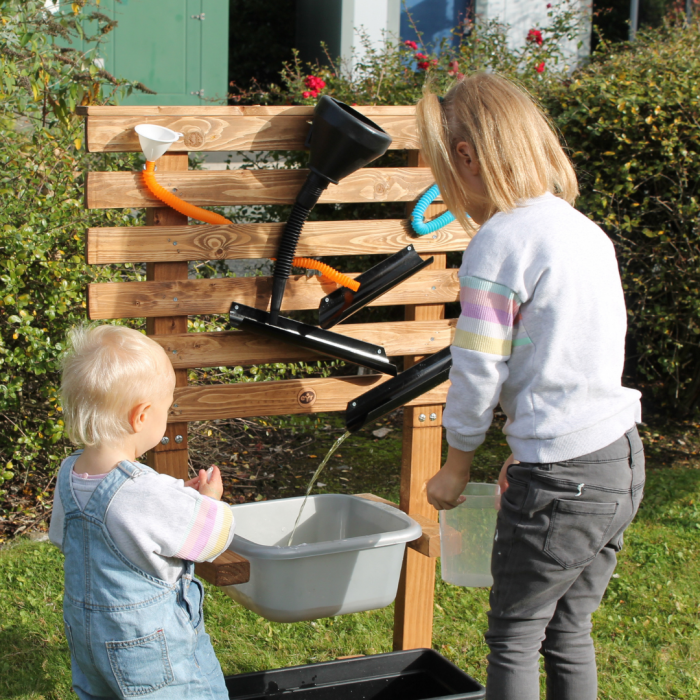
[134,124,184,162]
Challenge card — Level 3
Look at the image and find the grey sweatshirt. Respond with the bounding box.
[444,192,641,463]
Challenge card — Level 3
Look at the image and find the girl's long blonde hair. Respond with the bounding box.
[416,72,578,232]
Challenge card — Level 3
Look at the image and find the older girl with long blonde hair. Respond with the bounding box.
[420,73,644,700]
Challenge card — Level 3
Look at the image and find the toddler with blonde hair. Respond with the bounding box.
[49,324,232,699]
[419,73,644,700]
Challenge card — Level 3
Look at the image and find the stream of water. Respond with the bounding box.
[286,430,351,546]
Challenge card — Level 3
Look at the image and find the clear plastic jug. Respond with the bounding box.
[440,482,498,587]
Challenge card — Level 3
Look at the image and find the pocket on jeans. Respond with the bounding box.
[544,499,618,568]
[106,629,174,697]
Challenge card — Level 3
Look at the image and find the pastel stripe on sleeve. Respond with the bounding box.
[175,497,228,561]
[453,276,521,357]
[199,506,234,561]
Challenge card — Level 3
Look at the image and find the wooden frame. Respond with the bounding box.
[81,105,469,650]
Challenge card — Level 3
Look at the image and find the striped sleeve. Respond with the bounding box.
[174,496,235,562]
[453,276,531,356]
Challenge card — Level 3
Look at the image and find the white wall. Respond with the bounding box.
[340,0,401,73]
[475,0,592,69]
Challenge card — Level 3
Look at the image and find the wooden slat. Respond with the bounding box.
[195,550,250,587]
[87,268,460,320]
[154,320,456,369]
[78,105,416,116]
[86,168,437,209]
[354,495,440,558]
[85,115,418,153]
[169,376,450,422]
[86,219,469,264]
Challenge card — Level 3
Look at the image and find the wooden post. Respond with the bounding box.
[393,151,447,650]
[145,153,190,480]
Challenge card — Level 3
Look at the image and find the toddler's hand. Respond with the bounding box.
[198,465,224,501]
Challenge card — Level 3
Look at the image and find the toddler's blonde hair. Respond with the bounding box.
[60,324,174,447]
[416,72,578,232]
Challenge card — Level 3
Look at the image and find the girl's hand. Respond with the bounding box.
[198,465,224,501]
[184,474,201,491]
[496,453,518,510]
[426,446,475,511]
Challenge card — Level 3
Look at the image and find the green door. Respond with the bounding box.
[61,0,229,105]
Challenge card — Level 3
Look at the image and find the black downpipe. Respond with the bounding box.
[269,172,328,324]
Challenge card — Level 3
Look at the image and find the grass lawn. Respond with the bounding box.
[1,416,698,699]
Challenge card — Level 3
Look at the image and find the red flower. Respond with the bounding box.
[415,52,428,60]
[527,29,543,46]
[447,59,459,76]
[302,91,313,99]
[304,75,326,92]
[417,61,430,70]
[547,3,552,7]
[536,61,545,73]
[404,40,418,50]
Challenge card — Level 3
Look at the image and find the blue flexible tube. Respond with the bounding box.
[411,184,456,236]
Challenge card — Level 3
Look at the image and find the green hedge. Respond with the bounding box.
[543,20,700,412]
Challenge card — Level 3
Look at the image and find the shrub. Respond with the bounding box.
[0,0,148,524]
[542,18,700,412]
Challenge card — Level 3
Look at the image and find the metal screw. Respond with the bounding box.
[325,297,329,302]
[174,435,184,444]
[173,241,178,246]
[173,297,178,301]
[429,412,437,421]
[352,402,356,407]
[172,349,177,354]
[418,413,426,422]
[234,305,239,310]
[431,286,436,291]
[377,349,382,354]
[432,234,437,239]
[160,436,170,445]
[430,337,434,341]
[173,404,178,408]
[407,245,412,251]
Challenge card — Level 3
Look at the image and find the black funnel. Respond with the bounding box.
[345,347,452,433]
[269,97,392,324]
[319,246,433,329]
[230,303,397,376]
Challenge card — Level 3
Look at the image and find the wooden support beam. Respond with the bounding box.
[85,167,437,209]
[195,550,250,587]
[87,268,460,321]
[169,376,450,423]
[84,113,419,153]
[153,320,455,370]
[79,104,416,117]
[86,219,468,264]
[394,153,450,652]
[144,153,190,481]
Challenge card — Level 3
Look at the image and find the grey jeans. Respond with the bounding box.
[485,426,645,700]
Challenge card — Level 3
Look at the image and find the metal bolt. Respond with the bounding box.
[173,297,178,301]
[418,413,426,422]
[173,241,178,246]
[429,412,437,421]
[407,245,412,251]
[377,349,382,354]
[325,297,330,302]
[234,305,239,310]
[432,234,437,239]
[430,337,434,341]
[172,349,177,354]
[174,435,184,444]
[431,286,436,291]
[160,436,170,445]
[173,404,178,408]
[352,402,357,407]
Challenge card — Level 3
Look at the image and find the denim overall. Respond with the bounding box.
[59,453,229,699]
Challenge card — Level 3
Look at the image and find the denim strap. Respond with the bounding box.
[81,459,144,522]
[57,451,84,516]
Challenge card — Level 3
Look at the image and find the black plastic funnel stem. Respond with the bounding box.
[269,171,329,324]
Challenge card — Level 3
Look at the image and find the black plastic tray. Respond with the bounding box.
[225,649,485,699]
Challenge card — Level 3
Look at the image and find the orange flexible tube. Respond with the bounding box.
[142,161,232,225]
[271,257,360,292]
